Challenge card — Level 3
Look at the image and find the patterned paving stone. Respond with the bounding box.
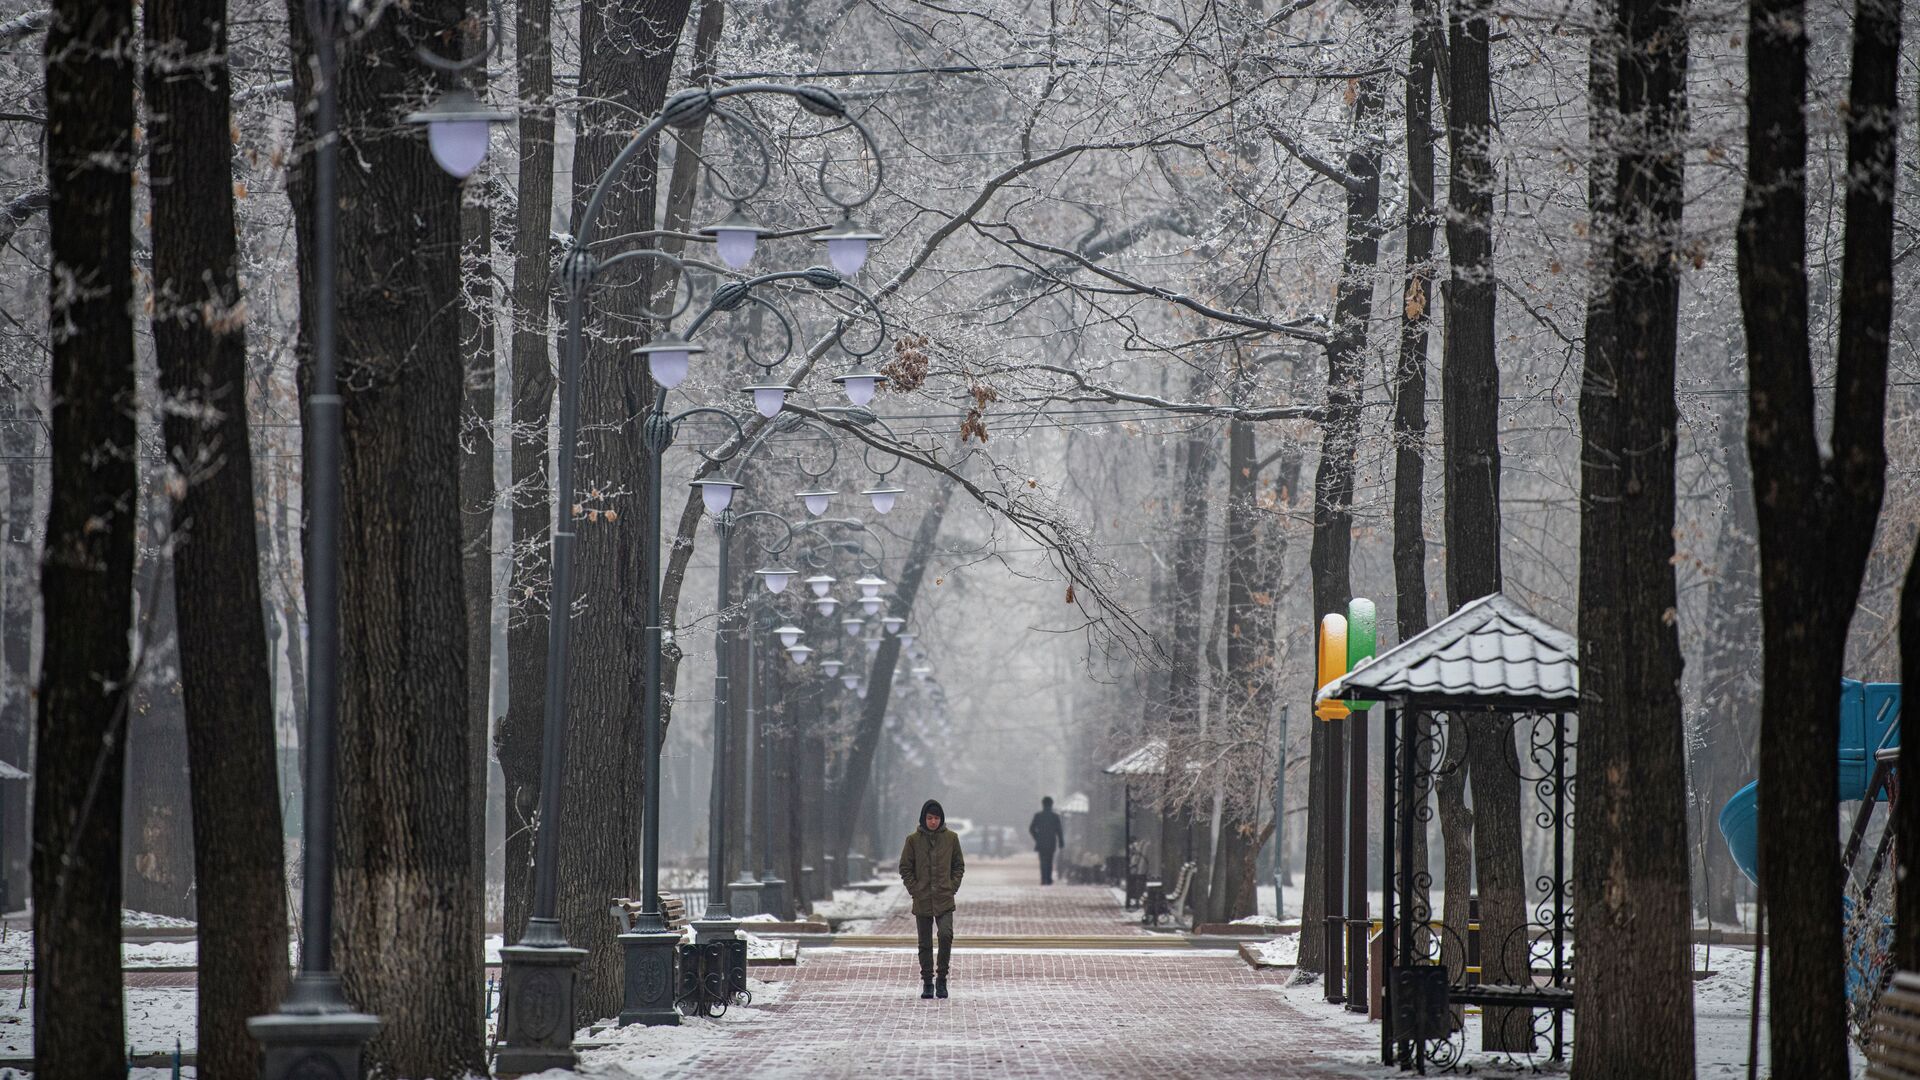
[663,947,1372,1079]
[869,857,1154,938]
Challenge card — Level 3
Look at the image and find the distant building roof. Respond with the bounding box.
[1057,792,1091,814]
[1103,738,1166,776]
[1316,592,1579,712]
[0,760,25,781]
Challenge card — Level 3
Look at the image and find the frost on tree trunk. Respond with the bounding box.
[282,0,486,1072]
[35,2,138,1074]
[1571,0,1695,1066]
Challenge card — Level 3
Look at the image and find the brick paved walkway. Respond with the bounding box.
[654,948,1373,1078]
[870,857,1153,937]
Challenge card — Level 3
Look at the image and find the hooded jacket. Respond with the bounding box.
[899,798,965,917]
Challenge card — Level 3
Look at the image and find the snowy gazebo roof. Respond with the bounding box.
[1103,738,1166,777]
[1316,592,1579,713]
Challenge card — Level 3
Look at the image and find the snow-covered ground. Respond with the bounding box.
[0,987,196,1057]
[523,975,789,1079]
[809,883,909,933]
[1261,943,1866,1079]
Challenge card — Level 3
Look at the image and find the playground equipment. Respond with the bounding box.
[1717,678,1902,1048]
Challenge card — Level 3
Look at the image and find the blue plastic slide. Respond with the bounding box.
[1718,679,1902,885]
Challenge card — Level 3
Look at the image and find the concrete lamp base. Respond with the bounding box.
[727,878,764,919]
[495,936,588,1076]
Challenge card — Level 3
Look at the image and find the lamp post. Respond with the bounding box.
[250,3,507,1074]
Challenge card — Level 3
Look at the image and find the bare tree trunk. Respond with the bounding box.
[122,556,194,919]
[1694,404,1759,925]
[459,164,497,1002]
[1571,0,1695,1066]
[498,0,557,948]
[559,0,694,1022]
[1442,0,1527,1047]
[833,482,952,857]
[35,2,137,1072]
[1161,386,1218,926]
[0,392,31,913]
[145,0,294,1059]
[283,0,487,1070]
[1741,0,1898,1066]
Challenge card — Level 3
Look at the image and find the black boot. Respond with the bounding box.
[935,976,949,999]
[921,977,935,999]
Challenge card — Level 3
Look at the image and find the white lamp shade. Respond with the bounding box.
[748,386,787,419]
[799,491,835,517]
[786,644,813,665]
[649,348,690,388]
[816,597,840,617]
[821,659,843,677]
[864,637,881,656]
[716,228,759,270]
[805,574,836,598]
[855,682,869,700]
[428,120,492,179]
[841,673,861,690]
[898,632,917,646]
[694,480,740,515]
[912,665,931,682]
[841,618,864,637]
[840,374,878,407]
[855,575,887,599]
[757,568,796,594]
[882,617,904,634]
[860,596,882,616]
[866,487,903,515]
[827,236,870,276]
[775,625,804,648]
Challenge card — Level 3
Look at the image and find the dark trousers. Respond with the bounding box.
[916,912,953,979]
[1039,847,1055,885]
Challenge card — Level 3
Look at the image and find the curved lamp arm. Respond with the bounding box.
[730,508,799,556]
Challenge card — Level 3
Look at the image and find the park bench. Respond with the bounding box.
[608,894,690,934]
[1869,970,1920,1078]
[1142,861,1196,927]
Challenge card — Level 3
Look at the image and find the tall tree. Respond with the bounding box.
[559,0,695,1022]
[282,1,486,1071]
[1571,0,1695,1067]
[35,0,137,1074]
[1297,3,1384,971]
[1442,0,1528,1048]
[833,480,953,857]
[1394,0,1439,937]
[498,0,557,945]
[458,160,497,1018]
[1741,0,1899,1067]
[145,0,292,1065]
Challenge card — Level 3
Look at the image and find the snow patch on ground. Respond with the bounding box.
[516,977,788,1079]
[810,883,908,933]
[0,987,197,1055]
[1249,935,1300,967]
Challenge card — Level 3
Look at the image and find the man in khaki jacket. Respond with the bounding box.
[899,798,965,999]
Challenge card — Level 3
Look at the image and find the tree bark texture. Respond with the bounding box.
[1160,392,1218,926]
[498,0,557,948]
[122,555,194,921]
[35,1,137,1073]
[1442,0,1528,1047]
[459,165,497,978]
[1739,0,1897,1067]
[145,0,293,1060]
[1571,0,1696,1067]
[1395,0,1439,935]
[559,0,693,1021]
[283,1,488,1071]
[833,482,953,858]
[0,392,31,913]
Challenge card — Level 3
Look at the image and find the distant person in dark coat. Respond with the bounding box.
[1029,796,1064,885]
